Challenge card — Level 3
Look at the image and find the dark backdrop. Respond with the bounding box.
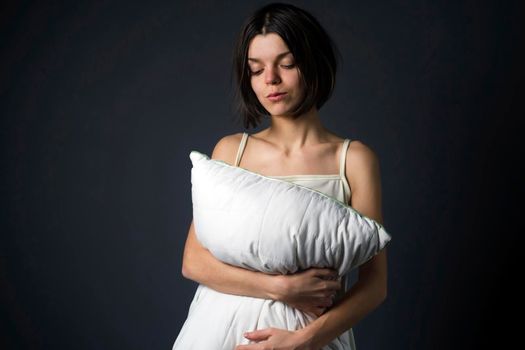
[1,0,523,349]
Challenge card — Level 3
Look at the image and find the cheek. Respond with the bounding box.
[250,79,264,97]
[249,77,256,90]
[295,76,306,94]
[285,71,302,89]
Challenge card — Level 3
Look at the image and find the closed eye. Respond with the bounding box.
[250,64,296,76]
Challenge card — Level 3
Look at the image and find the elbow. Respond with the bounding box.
[181,255,195,280]
[181,263,191,280]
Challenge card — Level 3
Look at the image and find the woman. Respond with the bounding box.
[179,3,387,349]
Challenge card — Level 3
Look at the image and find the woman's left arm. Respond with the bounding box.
[237,142,388,350]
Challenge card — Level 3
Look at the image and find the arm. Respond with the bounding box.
[240,141,388,349]
[300,142,388,348]
[181,134,341,314]
[182,219,276,299]
[182,220,340,313]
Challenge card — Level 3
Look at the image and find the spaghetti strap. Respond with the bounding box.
[339,139,351,177]
[234,132,249,167]
[339,139,352,201]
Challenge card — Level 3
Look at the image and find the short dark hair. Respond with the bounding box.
[231,2,341,129]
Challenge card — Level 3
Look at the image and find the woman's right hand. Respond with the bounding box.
[269,268,342,317]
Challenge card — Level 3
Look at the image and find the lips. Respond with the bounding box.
[267,92,287,97]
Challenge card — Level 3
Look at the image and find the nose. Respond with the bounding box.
[265,67,281,85]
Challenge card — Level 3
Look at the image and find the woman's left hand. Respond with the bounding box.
[235,327,314,350]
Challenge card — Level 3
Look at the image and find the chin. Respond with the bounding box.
[265,108,291,117]
[265,103,301,117]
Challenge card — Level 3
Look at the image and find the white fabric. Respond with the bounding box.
[235,132,352,205]
[173,150,392,349]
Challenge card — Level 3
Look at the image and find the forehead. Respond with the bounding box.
[247,33,292,63]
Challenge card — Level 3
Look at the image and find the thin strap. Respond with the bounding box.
[339,139,352,203]
[339,139,351,178]
[234,132,249,166]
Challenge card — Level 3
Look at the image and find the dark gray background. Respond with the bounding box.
[1,0,523,349]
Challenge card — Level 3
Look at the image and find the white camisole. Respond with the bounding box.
[234,132,352,205]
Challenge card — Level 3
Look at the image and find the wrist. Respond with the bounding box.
[296,326,320,350]
[266,273,288,301]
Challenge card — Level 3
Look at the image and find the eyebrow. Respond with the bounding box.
[247,51,292,63]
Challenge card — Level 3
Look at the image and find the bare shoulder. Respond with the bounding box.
[346,139,383,221]
[347,140,381,174]
[211,132,245,165]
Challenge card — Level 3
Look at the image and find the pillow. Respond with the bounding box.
[189,150,391,276]
[173,150,392,349]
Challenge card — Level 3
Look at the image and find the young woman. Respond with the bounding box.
[180,3,387,349]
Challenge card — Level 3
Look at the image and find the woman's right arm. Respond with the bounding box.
[181,219,340,316]
[181,219,277,299]
[180,134,341,316]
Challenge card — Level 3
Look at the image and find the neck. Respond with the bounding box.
[265,106,328,152]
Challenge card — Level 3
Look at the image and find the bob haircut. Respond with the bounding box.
[232,2,341,129]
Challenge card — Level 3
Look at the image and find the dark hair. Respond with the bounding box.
[231,2,342,129]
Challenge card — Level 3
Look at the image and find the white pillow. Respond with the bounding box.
[189,150,391,276]
[173,150,392,349]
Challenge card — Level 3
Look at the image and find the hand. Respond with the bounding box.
[235,327,313,350]
[270,268,341,317]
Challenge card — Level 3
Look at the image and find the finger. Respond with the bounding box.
[320,280,341,292]
[312,268,338,279]
[315,307,326,317]
[307,295,332,306]
[244,328,272,341]
[305,308,323,317]
[235,345,258,350]
[317,296,334,307]
[331,280,342,288]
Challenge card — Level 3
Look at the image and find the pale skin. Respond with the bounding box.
[181,33,387,349]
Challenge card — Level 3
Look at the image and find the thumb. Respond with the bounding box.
[244,328,272,340]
